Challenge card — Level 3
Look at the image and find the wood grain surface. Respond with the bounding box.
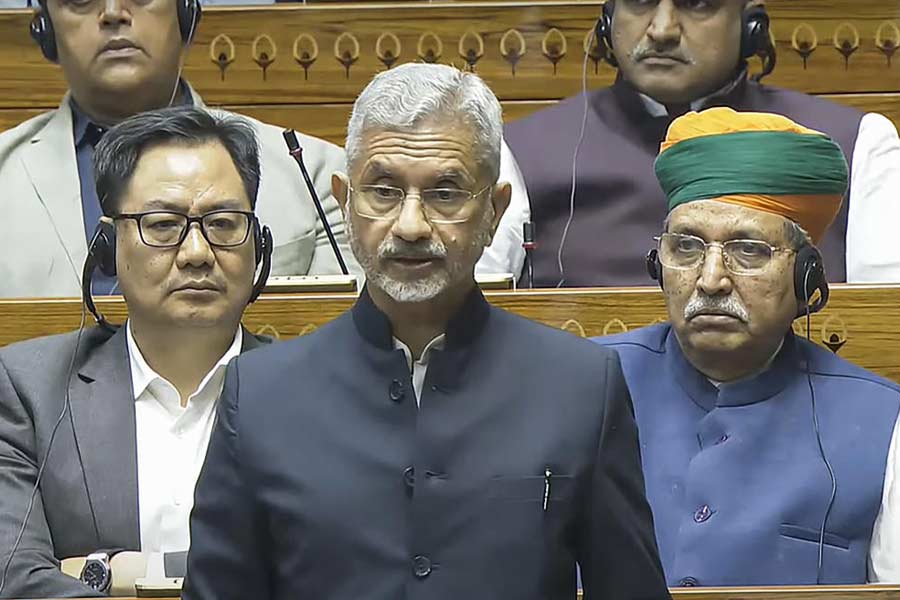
[0,0,897,111]
[2,284,898,381]
[2,92,897,145]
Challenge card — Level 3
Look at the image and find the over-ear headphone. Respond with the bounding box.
[645,242,830,315]
[81,215,273,330]
[596,2,772,69]
[29,0,201,63]
[793,244,828,316]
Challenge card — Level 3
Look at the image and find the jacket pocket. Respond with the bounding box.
[779,524,850,550]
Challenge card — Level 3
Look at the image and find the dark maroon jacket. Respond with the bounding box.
[504,77,863,287]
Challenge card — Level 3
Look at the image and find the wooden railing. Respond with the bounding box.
[0,0,898,144]
[2,284,899,382]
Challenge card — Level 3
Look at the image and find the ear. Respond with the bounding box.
[332,172,350,214]
[487,181,511,244]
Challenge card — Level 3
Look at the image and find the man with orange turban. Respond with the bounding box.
[595,107,900,585]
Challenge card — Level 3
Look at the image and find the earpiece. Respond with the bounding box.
[30,0,201,63]
[646,248,664,290]
[248,222,273,304]
[82,219,118,331]
[595,2,617,68]
[793,244,829,316]
[740,4,771,61]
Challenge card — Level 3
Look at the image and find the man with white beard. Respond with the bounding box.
[182,63,669,600]
[593,107,900,586]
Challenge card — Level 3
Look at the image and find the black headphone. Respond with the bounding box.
[30,0,201,63]
[646,242,829,316]
[595,2,772,70]
[81,215,273,331]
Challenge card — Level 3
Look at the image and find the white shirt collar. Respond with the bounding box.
[637,68,747,117]
[392,334,446,369]
[126,320,243,406]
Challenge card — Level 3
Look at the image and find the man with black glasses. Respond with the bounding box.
[0,106,272,598]
[593,107,900,586]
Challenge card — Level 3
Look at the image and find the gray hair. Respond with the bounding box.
[345,63,503,183]
[784,220,813,250]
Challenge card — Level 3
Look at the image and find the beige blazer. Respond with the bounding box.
[0,85,358,298]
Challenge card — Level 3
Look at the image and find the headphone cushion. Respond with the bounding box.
[30,12,58,62]
[177,0,201,44]
[741,6,771,60]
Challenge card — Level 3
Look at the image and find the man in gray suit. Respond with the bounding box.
[0,106,272,598]
[0,0,356,298]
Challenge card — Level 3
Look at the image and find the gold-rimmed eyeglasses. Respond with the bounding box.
[656,232,795,276]
[349,184,491,224]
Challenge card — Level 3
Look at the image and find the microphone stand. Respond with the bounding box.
[282,130,350,276]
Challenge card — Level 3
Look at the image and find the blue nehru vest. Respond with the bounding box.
[593,324,900,587]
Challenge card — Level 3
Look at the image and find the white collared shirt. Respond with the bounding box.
[126,321,242,578]
[392,334,446,405]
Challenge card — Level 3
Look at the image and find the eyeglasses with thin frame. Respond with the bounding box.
[348,184,491,224]
[656,232,795,276]
[113,210,256,248]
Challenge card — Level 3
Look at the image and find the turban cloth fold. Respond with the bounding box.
[654,107,849,243]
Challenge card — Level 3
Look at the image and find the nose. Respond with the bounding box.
[100,0,132,28]
[390,194,433,243]
[646,0,682,47]
[696,245,734,297]
[176,223,215,269]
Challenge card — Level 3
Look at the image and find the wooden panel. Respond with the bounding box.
[2,93,897,146]
[2,284,899,382]
[0,0,898,110]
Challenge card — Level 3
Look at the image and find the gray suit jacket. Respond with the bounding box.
[0,325,267,599]
[0,84,359,298]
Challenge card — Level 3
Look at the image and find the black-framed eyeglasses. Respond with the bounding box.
[656,232,795,276]
[113,210,256,248]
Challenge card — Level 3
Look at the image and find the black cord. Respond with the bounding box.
[0,306,89,595]
[804,270,837,585]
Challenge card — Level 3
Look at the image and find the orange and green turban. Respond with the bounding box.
[654,107,849,243]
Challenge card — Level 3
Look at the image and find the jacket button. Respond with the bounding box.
[412,555,432,578]
[389,379,405,402]
[693,504,712,523]
[679,577,699,587]
[403,466,415,489]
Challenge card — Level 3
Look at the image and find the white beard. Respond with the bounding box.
[346,206,493,304]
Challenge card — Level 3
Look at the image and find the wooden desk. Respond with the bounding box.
[2,284,899,382]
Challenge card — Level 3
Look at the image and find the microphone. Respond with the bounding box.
[282,130,350,276]
[522,221,536,289]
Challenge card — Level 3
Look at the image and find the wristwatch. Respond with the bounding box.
[80,552,113,593]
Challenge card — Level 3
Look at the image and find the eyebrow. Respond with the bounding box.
[137,198,248,212]
[669,225,774,242]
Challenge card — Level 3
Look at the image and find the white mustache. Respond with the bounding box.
[378,238,447,261]
[684,294,749,322]
[630,44,695,65]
